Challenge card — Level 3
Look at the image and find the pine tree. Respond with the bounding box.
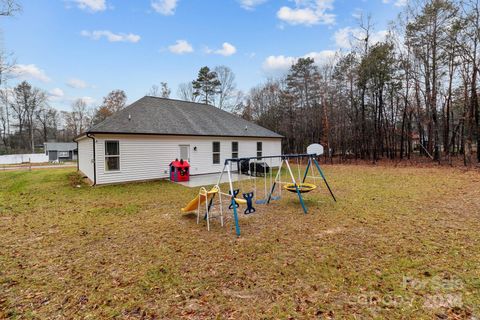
[192,66,221,105]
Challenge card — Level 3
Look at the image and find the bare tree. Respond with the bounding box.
[0,88,10,149]
[160,82,171,98]
[10,81,48,152]
[0,49,15,87]
[0,0,21,17]
[177,82,198,102]
[71,99,90,135]
[36,106,58,143]
[148,84,160,97]
[149,82,171,98]
[92,90,127,124]
[214,65,237,110]
[26,89,47,152]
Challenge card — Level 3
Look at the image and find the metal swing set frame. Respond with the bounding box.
[216,153,336,236]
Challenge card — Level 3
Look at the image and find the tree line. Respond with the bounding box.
[1,0,479,166]
[238,0,480,165]
[0,64,239,154]
[0,83,129,153]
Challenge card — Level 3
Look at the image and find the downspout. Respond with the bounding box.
[86,133,97,186]
[75,141,79,171]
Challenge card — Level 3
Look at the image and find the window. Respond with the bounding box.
[212,141,220,164]
[58,151,69,158]
[232,141,239,159]
[257,142,262,159]
[105,141,120,171]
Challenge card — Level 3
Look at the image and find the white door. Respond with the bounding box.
[179,145,190,162]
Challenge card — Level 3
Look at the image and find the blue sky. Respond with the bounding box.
[1,0,406,111]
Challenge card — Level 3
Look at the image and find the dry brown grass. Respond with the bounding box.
[1,166,479,319]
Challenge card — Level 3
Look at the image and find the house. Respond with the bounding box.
[44,142,78,161]
[74,96,283,185]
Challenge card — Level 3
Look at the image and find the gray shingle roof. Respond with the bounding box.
[44,142,77,151]
[86,96,282,138]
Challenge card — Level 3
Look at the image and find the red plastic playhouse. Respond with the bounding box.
[169,159,190,182]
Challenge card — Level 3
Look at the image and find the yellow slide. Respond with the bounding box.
[181,187,218,213]
[181,186,246,213]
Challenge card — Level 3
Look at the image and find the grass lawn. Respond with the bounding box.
[0,166,479,319]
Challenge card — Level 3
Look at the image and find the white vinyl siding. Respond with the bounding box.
[85,134,281,185]
[77,138,94,181]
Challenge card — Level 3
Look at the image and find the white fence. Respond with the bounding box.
[0,153,49,165]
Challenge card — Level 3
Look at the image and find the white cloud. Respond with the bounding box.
[277,7,320,25]
[352,8,363,19]
[262,55,296,73]
[383,0,408,6]
[151,0,178,15]
[67,78,89,89]
[73,0,107,12]
[78,96,96,105]
[81,30,141,43]
[10,64,51,83]
[334,27,388,49]
[48,94,96,108]
[304,50,336,63]
[262,50,336,74]
[168,40,193,54]
[277,0,335,26]
[49,88,64,98]
[206,42,237,56]
[215,42,237,56]
[239,0,267,10]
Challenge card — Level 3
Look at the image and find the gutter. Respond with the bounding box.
[86,133,97,186]
[86,131,284,139]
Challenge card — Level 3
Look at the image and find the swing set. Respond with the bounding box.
[181,144,336,236]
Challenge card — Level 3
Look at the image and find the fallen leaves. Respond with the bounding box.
[0,166,480,318]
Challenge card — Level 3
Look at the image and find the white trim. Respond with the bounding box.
[212,141,221,165]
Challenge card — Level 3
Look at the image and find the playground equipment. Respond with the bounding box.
[283,182,317,193]
[180,144,336,236]
[169,159,190,182]
[181,185,246,231]
[181,186,218,213]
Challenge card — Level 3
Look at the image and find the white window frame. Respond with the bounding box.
[232,141,239,159]
[257,141,262,159]
[105,140,120,172]
[212,141,221,165]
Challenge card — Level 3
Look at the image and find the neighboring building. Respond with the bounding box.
[44,142,78,161]
[74,96,283,185]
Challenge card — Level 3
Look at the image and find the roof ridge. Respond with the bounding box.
[144,95,208,106]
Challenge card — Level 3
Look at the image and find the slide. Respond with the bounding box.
[181,186,219,213]
[181,186,246,213]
